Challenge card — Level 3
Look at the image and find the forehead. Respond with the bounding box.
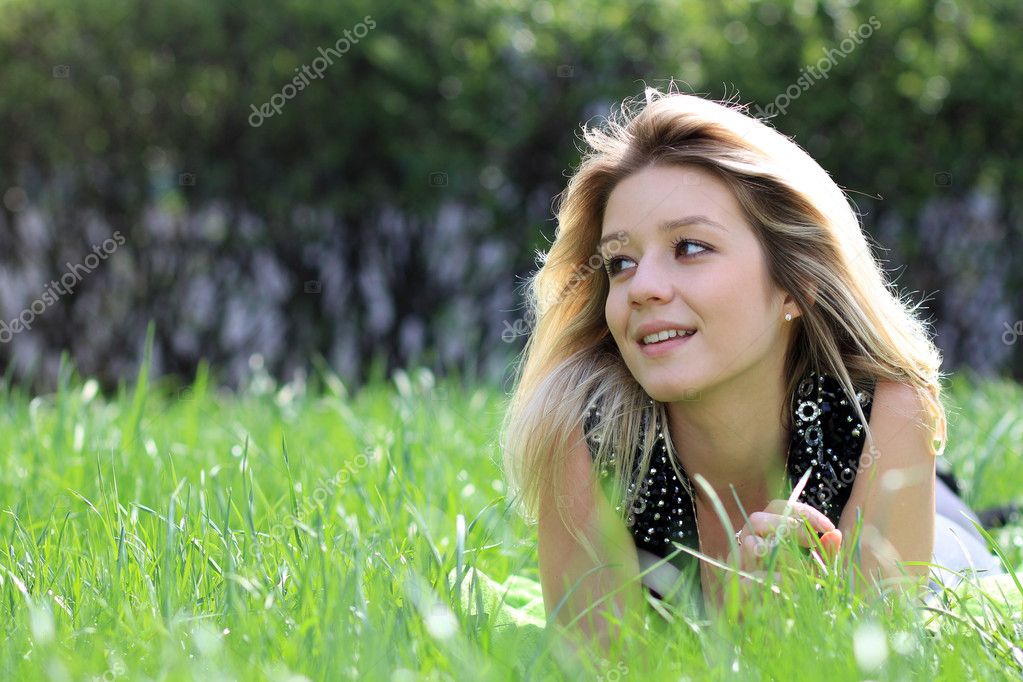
[600,164,747,240]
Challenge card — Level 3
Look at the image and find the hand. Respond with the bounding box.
[729,499,843,574]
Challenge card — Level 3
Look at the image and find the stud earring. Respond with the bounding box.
[785,313,793,321]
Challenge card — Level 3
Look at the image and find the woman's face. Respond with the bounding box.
[600,163,794,401]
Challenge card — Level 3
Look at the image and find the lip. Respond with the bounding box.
[633,320,698,343]
[637,330,697,357]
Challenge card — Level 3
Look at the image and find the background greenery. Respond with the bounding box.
[1,0,1021,392]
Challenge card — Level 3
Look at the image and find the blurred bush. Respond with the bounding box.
[0,0,1020,391]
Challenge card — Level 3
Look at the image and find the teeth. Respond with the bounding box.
[642,329,694,345]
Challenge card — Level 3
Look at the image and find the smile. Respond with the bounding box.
[638,330,697,357]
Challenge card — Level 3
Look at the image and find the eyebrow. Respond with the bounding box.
[598,215,727,249]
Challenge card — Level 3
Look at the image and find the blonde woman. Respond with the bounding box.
[500,86,1007,645]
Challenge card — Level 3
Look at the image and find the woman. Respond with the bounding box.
[499,86,1007,643]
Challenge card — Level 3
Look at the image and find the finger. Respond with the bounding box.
[764,499,835,531]
[820,529,842,556]
[737,532,768,570]
[746,513,820,548]
[764,500,835,533]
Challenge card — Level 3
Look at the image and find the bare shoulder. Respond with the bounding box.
[869,380,930,435]
[850,378,934,498]
[537,422,600,531]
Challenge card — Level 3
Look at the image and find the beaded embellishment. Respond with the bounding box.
[582,370,874,574]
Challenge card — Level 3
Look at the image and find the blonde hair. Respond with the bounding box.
[500,85,947,528]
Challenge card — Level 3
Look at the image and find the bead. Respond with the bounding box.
[806,424,823,446]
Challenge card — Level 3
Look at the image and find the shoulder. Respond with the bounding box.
[868,380,929,432]
[848,379,934,501]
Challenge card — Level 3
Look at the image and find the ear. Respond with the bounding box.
[783,286,817,315]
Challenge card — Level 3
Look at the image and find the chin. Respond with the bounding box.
[640,375,704,403]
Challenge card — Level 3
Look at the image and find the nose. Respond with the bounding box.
[628,256,674,308]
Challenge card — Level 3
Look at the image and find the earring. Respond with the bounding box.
[785,313,793,321]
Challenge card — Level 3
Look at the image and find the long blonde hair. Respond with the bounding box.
[500,85,947,529]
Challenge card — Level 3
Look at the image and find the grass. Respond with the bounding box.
[1,336,1022,680]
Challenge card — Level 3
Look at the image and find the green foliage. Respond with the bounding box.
[0,351,1022,679]
[1,0,1021,387]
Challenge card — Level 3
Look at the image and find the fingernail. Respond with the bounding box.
[821,529,841,554]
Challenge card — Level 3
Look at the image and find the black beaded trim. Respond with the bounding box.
[786,371,874,526]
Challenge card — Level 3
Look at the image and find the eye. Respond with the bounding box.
[603,238,711,277]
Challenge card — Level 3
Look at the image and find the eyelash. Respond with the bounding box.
[602,237,710,277]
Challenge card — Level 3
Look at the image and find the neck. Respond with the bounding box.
[666,365,793,525]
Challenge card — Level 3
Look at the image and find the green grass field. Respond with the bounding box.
[2,336,1022,680]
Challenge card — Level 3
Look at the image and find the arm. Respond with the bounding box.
[837,381,936,599]
[537,423,645,652]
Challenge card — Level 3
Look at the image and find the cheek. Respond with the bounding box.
[604,292,627,339]
[706,257,761,310]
